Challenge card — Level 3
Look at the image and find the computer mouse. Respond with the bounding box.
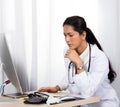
[60,96,76,101]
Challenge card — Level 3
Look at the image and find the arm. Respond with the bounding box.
[65,45,109,98]
[73,52,109,98]
[37,85,60,93]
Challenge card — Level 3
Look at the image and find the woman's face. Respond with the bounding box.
[63,25,86,50]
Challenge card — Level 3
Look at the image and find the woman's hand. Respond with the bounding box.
[37,85,60,93]
[65,49,83,67]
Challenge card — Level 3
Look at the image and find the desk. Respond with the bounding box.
[0,96,100,107]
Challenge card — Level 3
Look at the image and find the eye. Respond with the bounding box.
[69,34,73,37]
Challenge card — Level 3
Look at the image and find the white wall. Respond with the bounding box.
[0,0,29,93]
[97,0,120,99]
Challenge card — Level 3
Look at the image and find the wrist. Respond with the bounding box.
[77,69,84,74]
[55,85,60,91]
[76,65,84,74]
[76,61,83,68]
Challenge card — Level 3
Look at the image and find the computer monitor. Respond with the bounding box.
[0,33,27,98]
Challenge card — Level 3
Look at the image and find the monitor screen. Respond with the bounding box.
[0,33,25,97]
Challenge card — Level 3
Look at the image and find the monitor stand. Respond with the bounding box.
[3,92,28,98]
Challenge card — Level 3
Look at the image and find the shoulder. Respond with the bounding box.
[91,44,108,63]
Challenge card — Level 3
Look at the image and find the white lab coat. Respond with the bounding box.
[58,44,119,107]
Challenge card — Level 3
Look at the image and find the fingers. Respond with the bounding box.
[65,50,71,58]
[37,87,48,92]
[37,87,58,93]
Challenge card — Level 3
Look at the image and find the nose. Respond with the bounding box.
[65,35,70,42]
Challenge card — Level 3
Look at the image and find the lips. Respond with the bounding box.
[68,44,72,47]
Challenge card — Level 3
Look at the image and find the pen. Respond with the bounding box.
[19,97,28,101]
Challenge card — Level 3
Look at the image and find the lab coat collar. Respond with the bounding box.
[80,44,96,65]
[80,44,89,61]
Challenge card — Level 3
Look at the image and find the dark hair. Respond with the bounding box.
[63,16,116,83]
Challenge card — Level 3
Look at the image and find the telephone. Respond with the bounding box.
[24,92,49,104]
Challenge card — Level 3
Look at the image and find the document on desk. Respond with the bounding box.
[39,91,69,98]
[39,91,84,105]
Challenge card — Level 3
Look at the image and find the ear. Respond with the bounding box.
[81,31,86,40]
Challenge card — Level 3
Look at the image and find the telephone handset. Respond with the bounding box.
[24,92,49,104]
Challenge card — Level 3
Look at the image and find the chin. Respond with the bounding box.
[69,47,75,50]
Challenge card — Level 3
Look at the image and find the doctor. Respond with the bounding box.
[38,16,119,107]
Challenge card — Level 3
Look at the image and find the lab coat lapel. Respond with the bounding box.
[80,44,96,68]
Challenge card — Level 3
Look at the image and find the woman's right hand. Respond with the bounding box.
[37,85,60,93]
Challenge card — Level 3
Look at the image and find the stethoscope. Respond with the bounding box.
[68,43,91,84]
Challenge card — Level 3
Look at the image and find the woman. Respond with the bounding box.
[38,16,119,107]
